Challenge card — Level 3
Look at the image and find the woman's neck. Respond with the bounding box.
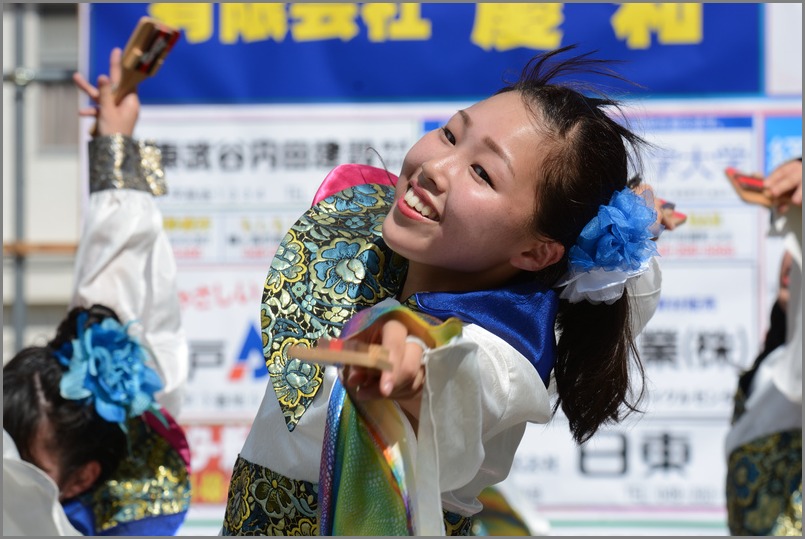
[398,260,522,301]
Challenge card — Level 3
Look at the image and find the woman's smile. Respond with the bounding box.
[400,186,440,221]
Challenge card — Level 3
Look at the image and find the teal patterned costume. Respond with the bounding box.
[222,181,473,536]
[727,374,802,535]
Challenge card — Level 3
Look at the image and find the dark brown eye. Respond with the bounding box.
[472,164,494,187]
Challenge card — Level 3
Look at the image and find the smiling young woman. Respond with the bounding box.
[221,45,665,536]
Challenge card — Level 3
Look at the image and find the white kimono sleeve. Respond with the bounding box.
[412,323,552,534]
[627,256,662,336]
[70,135,188,418]
[769,206,802,404]
[724,205,802,454]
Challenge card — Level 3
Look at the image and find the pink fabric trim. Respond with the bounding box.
[144,409,192,470]
[312,164,398,206]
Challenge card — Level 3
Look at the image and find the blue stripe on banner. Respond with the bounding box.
[764,116,803,174]
[89,3,763,104]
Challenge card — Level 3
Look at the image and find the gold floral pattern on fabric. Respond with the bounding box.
[444,509,475,536]
[262,184,407,431]
[89,134,167,196]
[726,429,802,536]
[222,456,319,536]
[86,416,191,532]
[221,456,474,536]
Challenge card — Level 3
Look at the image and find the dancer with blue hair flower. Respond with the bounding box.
[221,45,674,536]
[3,46,191,536]
[54,312,167,430]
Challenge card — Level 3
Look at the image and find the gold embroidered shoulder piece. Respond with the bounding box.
[262,183,407,431]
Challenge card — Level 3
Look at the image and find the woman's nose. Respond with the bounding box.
[420,153,455,192]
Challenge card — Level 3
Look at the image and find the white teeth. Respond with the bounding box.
[404,188,437,220]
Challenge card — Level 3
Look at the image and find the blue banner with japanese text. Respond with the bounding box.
[88,2,763,104]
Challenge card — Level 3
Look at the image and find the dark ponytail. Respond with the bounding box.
[49,303,120,350]
[554,296,645,443]
[498,45,650,444]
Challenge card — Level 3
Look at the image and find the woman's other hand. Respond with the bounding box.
[73,47,139,137]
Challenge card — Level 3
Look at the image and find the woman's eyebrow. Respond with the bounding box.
[458,109,515,176]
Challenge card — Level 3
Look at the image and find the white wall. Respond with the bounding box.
[3,4,81,359]
[765,3,802,96]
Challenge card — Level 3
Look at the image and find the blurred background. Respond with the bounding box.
[3,3,802,535]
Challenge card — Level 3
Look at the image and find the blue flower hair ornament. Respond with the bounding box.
[54,312,166,432]
[557,187,661,305]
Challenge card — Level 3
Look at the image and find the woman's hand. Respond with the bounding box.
[632,183,684,237]
[73,47,139,137]
[341,319,426,403]
[765,159,802,213]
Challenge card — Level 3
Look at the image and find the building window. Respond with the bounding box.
[38,3,79,150]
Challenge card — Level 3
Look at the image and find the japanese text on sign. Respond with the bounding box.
[149,2,702,50]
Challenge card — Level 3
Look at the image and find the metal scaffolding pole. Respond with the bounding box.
[12,3,27,353]
[4,4,76,352]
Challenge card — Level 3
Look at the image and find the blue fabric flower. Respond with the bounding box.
[558,187,660,305]
[59,312,164,429]
[568,187,659,273]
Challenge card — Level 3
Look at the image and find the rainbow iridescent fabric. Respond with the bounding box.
[319,305,463,535]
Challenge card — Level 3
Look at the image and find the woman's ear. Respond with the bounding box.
[510,239,564,272]
[59,460,101,501]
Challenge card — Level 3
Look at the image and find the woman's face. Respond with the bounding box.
[27,419,100,501]
[27,420,67,494]
[383,91,554,292]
